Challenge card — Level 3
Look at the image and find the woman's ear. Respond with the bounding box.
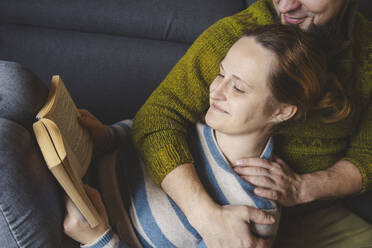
[272,104,297,123]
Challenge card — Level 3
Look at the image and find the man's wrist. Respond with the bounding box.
[298,173,319,204]
[298,160,363,203]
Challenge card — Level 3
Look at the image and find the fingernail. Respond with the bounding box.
[270,216,275,222]
[236,160,243,166]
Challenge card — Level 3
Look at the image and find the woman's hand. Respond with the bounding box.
[162,163,274,248]
[233,156,305,206]
[63,185,110,245]
[194,205,274,248]
[78,109,110,152]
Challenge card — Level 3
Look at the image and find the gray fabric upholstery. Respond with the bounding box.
[0,0,245,44]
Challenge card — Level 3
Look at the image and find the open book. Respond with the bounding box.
[33,75,100,227]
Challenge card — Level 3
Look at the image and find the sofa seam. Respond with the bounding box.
[0,22,192,45]
[0,203,22,248]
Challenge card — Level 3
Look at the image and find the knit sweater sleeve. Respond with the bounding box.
[131,20,239,185]
[131,0,274,185]
[342,15,372,193]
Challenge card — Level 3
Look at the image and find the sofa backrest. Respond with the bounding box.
[0,0,251,123]
[0,0,371,123]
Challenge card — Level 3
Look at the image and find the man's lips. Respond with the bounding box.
[283,14,307,24]
[211,103,229,114]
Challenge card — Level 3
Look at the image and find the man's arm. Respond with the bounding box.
[131,17,240,185]
[131,0,275,185]
[300,160,362,202]
[233,157,363,206]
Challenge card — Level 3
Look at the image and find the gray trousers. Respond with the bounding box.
[0,60,77,247]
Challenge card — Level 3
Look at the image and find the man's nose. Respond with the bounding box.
[275,0,301,13]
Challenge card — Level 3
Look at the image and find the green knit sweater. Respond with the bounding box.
[132,0,372,193]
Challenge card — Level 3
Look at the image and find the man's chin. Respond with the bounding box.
[275,15,344,51]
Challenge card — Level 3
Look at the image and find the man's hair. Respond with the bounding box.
[244,24,350,123]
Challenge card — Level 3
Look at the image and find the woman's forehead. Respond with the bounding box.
[221,37,277,85]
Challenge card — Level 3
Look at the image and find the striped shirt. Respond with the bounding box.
[87,120,279,248]
[128,121,279,247]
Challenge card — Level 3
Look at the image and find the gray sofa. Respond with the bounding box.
[0,0,371,247]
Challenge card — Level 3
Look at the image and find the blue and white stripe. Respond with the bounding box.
[81,229,129,248]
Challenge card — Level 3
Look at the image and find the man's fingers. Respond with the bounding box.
[235,158,272,169]
[272,155,286,166]
[254,188,279,201]
[241,175,276,188]
[233,166,270,176]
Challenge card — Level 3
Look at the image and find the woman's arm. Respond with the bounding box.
[162,163,275,248]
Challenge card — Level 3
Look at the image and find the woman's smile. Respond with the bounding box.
[211,103,229,114]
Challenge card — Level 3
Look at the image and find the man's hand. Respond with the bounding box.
[195,205,274,248]
[233,156,305,206]
[63,185,110,245]
[78,109,110,152]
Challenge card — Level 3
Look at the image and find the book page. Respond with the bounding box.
[45,76,93,177]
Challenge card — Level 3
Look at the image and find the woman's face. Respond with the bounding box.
[205,37,278,136]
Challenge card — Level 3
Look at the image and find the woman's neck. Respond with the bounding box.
[214,129,270,166]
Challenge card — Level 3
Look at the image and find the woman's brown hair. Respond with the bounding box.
[244,24,350,123]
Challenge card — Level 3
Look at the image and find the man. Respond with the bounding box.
[132,0,372,247]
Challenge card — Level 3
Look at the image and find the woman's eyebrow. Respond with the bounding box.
[232,74,254,89]
[221,63,254,89]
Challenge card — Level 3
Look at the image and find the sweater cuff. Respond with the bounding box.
[341,157,372,194]
[81,229,120,248]
[147,142,194,185]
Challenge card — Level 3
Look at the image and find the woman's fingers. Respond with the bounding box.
[244,206,276,225]
[83,185,110,225]
[84,185,106,215]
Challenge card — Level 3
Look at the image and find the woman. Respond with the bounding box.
[64,24,350,247]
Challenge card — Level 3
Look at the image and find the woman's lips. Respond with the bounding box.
[283,14,306,24]
[211,103,229,114]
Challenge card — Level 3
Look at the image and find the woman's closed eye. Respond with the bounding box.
[231,81,246,93]
[216,73,246,93]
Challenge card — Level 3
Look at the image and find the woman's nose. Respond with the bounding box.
[276,0,301,13]
[210,78,227,100]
